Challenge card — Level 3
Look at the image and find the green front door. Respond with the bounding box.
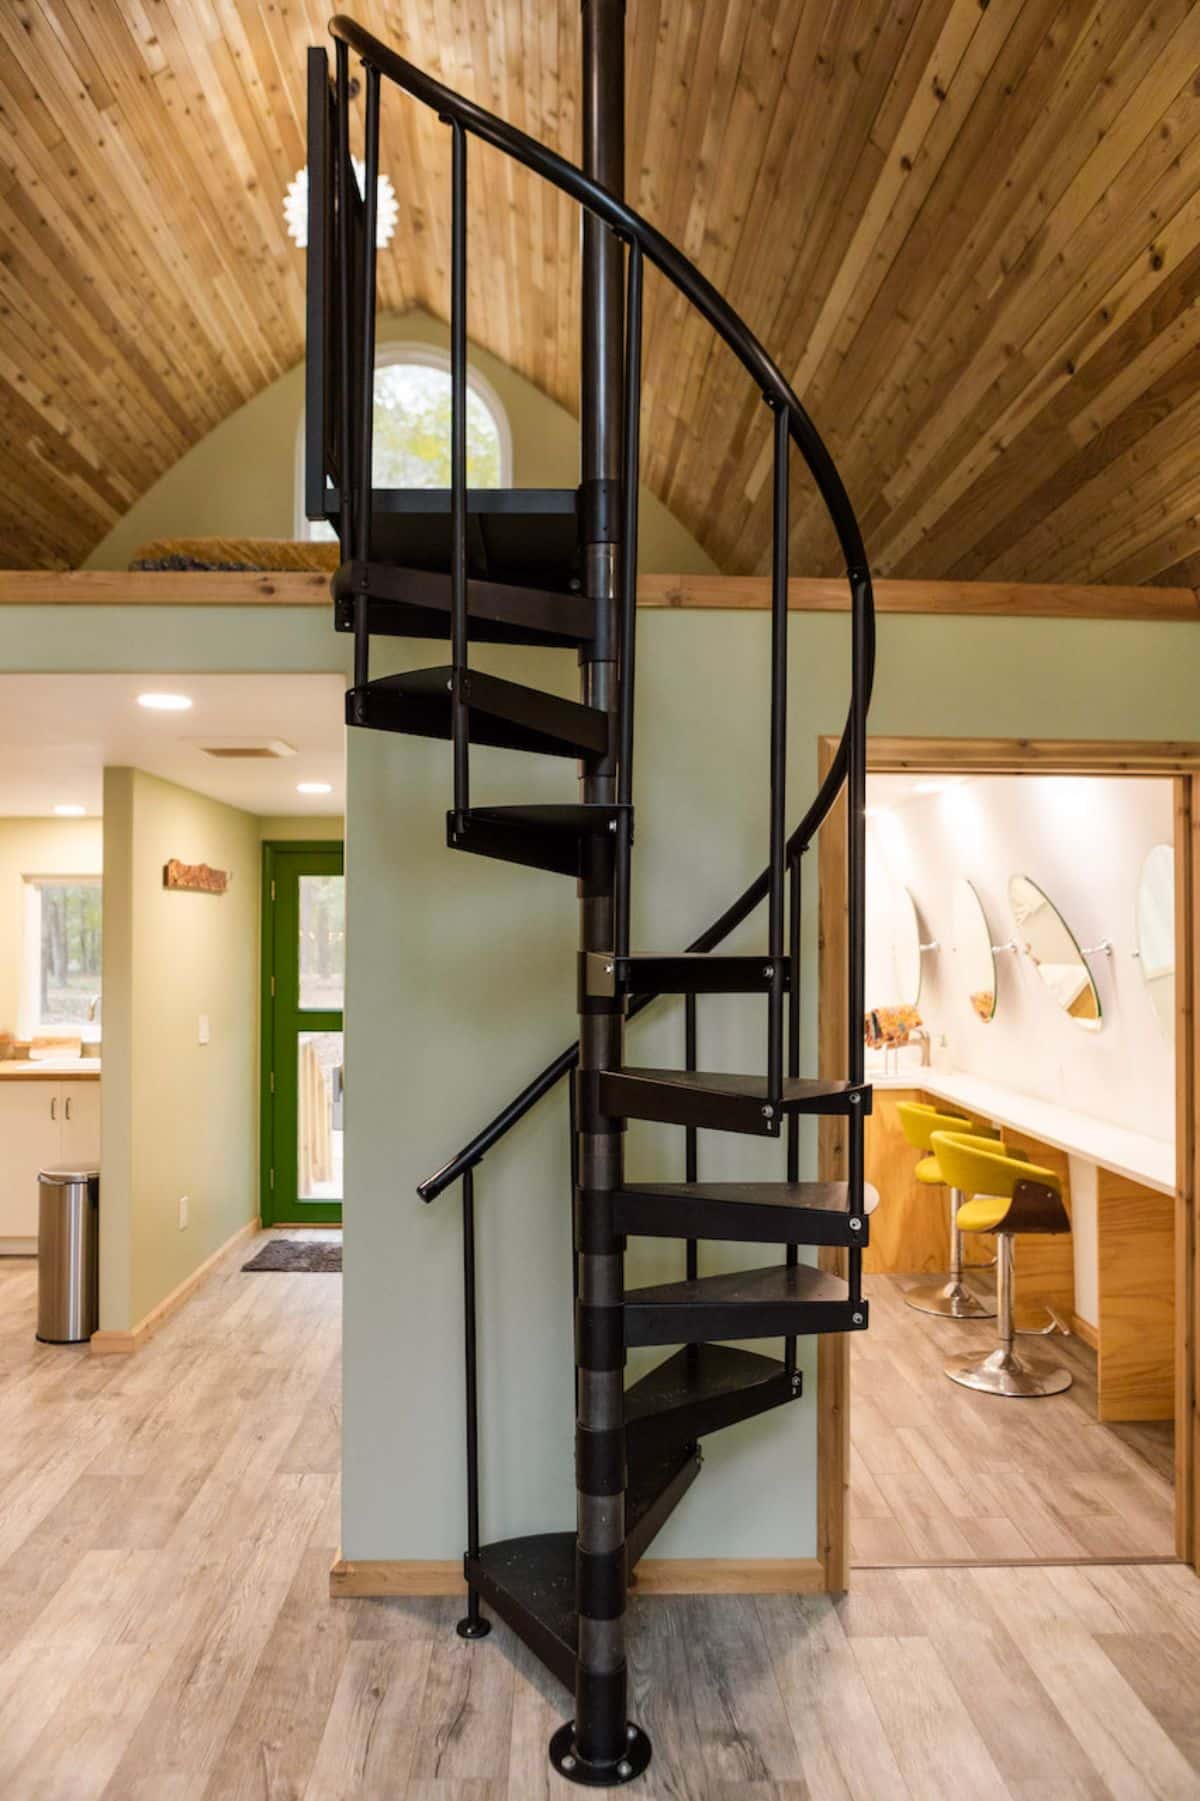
[261,842,345,1226]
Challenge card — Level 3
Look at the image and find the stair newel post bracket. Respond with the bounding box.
[456,1166,491,1640]
[449,120,470,818]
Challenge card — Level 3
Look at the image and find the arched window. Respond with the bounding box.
[298,345,512,538]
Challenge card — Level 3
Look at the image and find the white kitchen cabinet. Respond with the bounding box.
[61,1082,101,1167]
[0,1079,101,1249]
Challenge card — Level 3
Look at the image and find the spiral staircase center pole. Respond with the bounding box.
[551,0,650,1787]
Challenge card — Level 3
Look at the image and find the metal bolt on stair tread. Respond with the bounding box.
[761,1104,774,1119]
[618,1762,633,1779]
[849,1216,862,1231]
[852,1312,864,1325]
[562,1756,577,1773]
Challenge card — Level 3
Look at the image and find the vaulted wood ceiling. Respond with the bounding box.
[4,1,1200,587]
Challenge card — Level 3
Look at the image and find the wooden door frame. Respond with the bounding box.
[817,736,1200,1587]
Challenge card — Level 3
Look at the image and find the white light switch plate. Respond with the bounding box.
[198,1015,210,1045]
[178,1195,189,1230]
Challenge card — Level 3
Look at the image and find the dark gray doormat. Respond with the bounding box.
[243,1239,342,1274]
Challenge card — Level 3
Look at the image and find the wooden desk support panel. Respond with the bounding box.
[1097,1170,1175,1423]
[863,1088,993,1274]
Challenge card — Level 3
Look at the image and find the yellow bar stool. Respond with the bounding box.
[931,1130,1072,1399]
[896,1101,999,1320]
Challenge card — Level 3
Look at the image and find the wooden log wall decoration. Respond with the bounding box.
[163,860,231,895]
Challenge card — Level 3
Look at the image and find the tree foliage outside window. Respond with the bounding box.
[38,881,102,1026]
[372,361,504,488]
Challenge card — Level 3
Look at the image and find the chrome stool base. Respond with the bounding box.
[905,1277,996,1320]
[945,1345,1072,1399]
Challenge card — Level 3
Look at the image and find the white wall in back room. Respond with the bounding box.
[866,773,1175,1143]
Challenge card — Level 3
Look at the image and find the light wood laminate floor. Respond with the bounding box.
[1,1239,1198,1799]
[852,1273,1176,1565]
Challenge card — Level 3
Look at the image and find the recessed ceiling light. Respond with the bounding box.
[53,804,86,817]
[138,691,193,712]
[297,781,333,796]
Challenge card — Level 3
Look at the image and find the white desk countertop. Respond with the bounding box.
[868,1066,1174,1197]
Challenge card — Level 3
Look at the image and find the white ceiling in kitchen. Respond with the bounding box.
[0,673,346,818]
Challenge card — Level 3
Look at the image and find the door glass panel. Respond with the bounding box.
[298,1030,344,1200]
[299,875,345,1011]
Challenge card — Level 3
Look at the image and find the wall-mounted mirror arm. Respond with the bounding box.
[991,939,1019,954]
[1080,939,1114,958]
[918,938,940,953]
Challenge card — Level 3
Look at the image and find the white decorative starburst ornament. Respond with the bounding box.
[283,159,399,250]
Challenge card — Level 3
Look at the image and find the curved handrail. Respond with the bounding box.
[325,16,877,1201]
[330,15,872,583]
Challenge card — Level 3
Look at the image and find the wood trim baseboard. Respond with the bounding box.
[90,1217,259,1355]
[1070,1312,1100,1351]
[3,569,1199,622]
[818,731,1199,1581]
[328,1555,828,1600]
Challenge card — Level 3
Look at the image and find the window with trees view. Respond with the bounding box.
[34,880,102,1027]
[299,348,511,537]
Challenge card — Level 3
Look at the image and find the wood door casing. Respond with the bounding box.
[818,738,1200,1578]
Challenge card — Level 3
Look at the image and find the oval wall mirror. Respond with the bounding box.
[865,875,923,1013]
[952,878,997,1023]
[1136,843,1174,1041]
[1008,873,1101,1031]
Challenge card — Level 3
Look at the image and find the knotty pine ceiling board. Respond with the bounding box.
[3,0,1200,587]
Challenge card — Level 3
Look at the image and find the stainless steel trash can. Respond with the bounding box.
[37,1166,99,1345]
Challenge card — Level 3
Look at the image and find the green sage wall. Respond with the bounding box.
[340,610,1200,1562]
[82,310,715,579]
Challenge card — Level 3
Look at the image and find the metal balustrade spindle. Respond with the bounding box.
[356,64,381,569]
[613,239,643,961]
[450,122,470,816]
[767,404,790,1107]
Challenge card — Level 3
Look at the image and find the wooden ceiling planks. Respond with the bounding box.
[3,0,1200,587]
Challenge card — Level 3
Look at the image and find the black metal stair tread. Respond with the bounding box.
[624,1343,797,1438]
[351,486,580,591]
[598,1067,868,1136]
[447,804,626,878]
[349,667,608,759]
[333,561,592,649]
[467,1533,576,1689]
[616,1070,860,1103]
[586,952,790,997]
[624,1261,863,1347]
[628,1261,848,1311]
[467,1439,701,1691]
[615,1180,878,1246]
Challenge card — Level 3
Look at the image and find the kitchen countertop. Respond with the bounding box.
[0,1060,101,1081]
[867,1065,1174,1196]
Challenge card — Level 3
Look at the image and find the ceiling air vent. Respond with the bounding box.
[196,740,297,760]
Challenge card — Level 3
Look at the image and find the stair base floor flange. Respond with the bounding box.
[549,1720,653,1787]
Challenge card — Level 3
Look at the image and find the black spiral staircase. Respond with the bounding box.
[308,8,875,1786]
